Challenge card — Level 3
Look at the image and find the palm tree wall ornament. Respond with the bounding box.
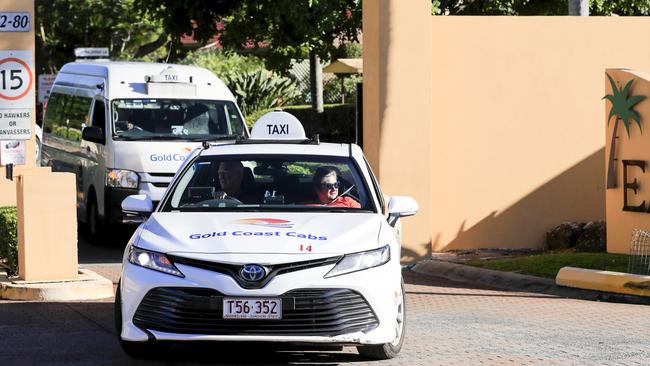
[604,73,646,189]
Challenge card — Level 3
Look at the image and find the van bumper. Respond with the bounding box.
[104,187,139,225]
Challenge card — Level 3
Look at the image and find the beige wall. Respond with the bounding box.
[605,69,650,254]
[18,172,78,280]
[363,0,433,261]
[0,0,37,207]
[363,13,650,256]
[429,17,650,251]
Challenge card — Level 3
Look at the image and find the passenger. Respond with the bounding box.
[312,166,361,208]
[216,161,257,204]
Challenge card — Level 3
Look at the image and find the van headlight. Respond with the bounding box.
[128,246,184,277]
[324,245,390,278]
[106,169,139,189]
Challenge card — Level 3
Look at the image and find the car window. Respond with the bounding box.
[163,154,375,212]
[43,92,92,143]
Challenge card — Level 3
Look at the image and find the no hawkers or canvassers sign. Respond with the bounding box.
[0,50,34,140]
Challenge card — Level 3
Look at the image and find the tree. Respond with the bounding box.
[36,0,167,74]
[432,0,650,15]
[138,0,361,127]
[603,73,645,189]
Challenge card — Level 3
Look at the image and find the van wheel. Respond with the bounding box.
[115,282,161,359]
[86,198,105,244]
[357,280,406,360]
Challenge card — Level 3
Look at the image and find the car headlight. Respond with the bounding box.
[324,245,390,278]
[107,169,139,189]
[128,246,184,277]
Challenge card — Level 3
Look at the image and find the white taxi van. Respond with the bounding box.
[41,62,247,239]
[115,111,418,360]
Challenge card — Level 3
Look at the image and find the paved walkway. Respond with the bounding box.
[2,267,649,365]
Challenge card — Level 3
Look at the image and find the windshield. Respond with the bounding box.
[111,99,244,141]
[162,154,375,212]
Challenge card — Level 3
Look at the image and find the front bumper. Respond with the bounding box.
[105,187,139,225]
[119,256,402,345]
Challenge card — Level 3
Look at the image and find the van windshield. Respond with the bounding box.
[111,99,245,141]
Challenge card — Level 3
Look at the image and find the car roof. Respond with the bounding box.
[198,141,355,158]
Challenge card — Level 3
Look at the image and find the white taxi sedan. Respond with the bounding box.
[115,111,418,360]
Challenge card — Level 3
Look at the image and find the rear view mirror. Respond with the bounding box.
[82,126,105,144]
[388,196,419,218]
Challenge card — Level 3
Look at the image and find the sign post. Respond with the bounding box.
[0,50,34,141]
[0,1,88,290]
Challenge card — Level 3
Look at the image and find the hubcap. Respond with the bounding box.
[391,287,405,346]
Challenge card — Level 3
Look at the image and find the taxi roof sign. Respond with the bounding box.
[145,66,192,84]
[250,110,307,140]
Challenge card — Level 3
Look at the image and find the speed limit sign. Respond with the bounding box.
[0,50,33,140]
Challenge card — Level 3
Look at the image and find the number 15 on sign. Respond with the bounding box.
[0,51,34,107]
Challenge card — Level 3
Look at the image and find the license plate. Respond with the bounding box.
[223,298,282,319]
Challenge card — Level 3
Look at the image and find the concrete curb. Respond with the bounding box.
[0,268,114,301]
[410,259,650,305]
[556,267,650,297]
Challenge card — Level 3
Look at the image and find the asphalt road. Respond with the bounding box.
[1,232,648,365]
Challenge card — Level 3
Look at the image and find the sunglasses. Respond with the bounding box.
[320,182,340,190]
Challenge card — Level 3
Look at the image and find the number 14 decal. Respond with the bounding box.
[299,245,312,252]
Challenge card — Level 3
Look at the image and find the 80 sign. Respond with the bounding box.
[0,13,30,32]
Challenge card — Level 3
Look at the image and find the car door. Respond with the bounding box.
[80,98,107,221]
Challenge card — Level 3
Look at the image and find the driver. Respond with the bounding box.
[312,166,361,208]
[216,161,257,204]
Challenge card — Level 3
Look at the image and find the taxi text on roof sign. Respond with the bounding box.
[250,110,307,140]
[146,66,192,84]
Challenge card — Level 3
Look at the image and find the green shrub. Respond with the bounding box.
[224,70,301,116]
[181,49,265,80]
[246,104,357,143]
[0,206,18,276]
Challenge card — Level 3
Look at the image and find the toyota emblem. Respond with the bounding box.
[240,264,266,282]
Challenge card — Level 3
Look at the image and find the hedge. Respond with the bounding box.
[246,104,357,143]
[0,206,18,276]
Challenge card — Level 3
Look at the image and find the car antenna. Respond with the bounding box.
[202,141,210,150]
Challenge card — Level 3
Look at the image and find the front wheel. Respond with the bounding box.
[86,198,105,244]
[357,280,406,360]
[114,282,163,359]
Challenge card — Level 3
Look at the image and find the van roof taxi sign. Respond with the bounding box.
[146,66,192,84]
[250,110,307,140]
[145,66,196,96]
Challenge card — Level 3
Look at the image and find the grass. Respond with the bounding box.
[464,252,630,279]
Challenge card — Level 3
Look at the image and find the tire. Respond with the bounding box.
[86,198,106,244]
[357,280,406,360]
[114,282,160,359]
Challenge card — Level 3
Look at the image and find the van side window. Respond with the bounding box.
[45,93,92,142]
[43,92,67,134]
[91,99,106,134]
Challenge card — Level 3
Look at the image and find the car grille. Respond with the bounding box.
[168,255,342,289]
[133,287,379,336]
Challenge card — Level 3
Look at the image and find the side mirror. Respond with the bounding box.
[81,126,105,144]
[122,194,153,216]
[388,196,419,218]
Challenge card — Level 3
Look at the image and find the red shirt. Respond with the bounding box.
[328,196,361,208]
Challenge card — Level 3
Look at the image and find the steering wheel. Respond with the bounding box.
[214,191,243,204]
